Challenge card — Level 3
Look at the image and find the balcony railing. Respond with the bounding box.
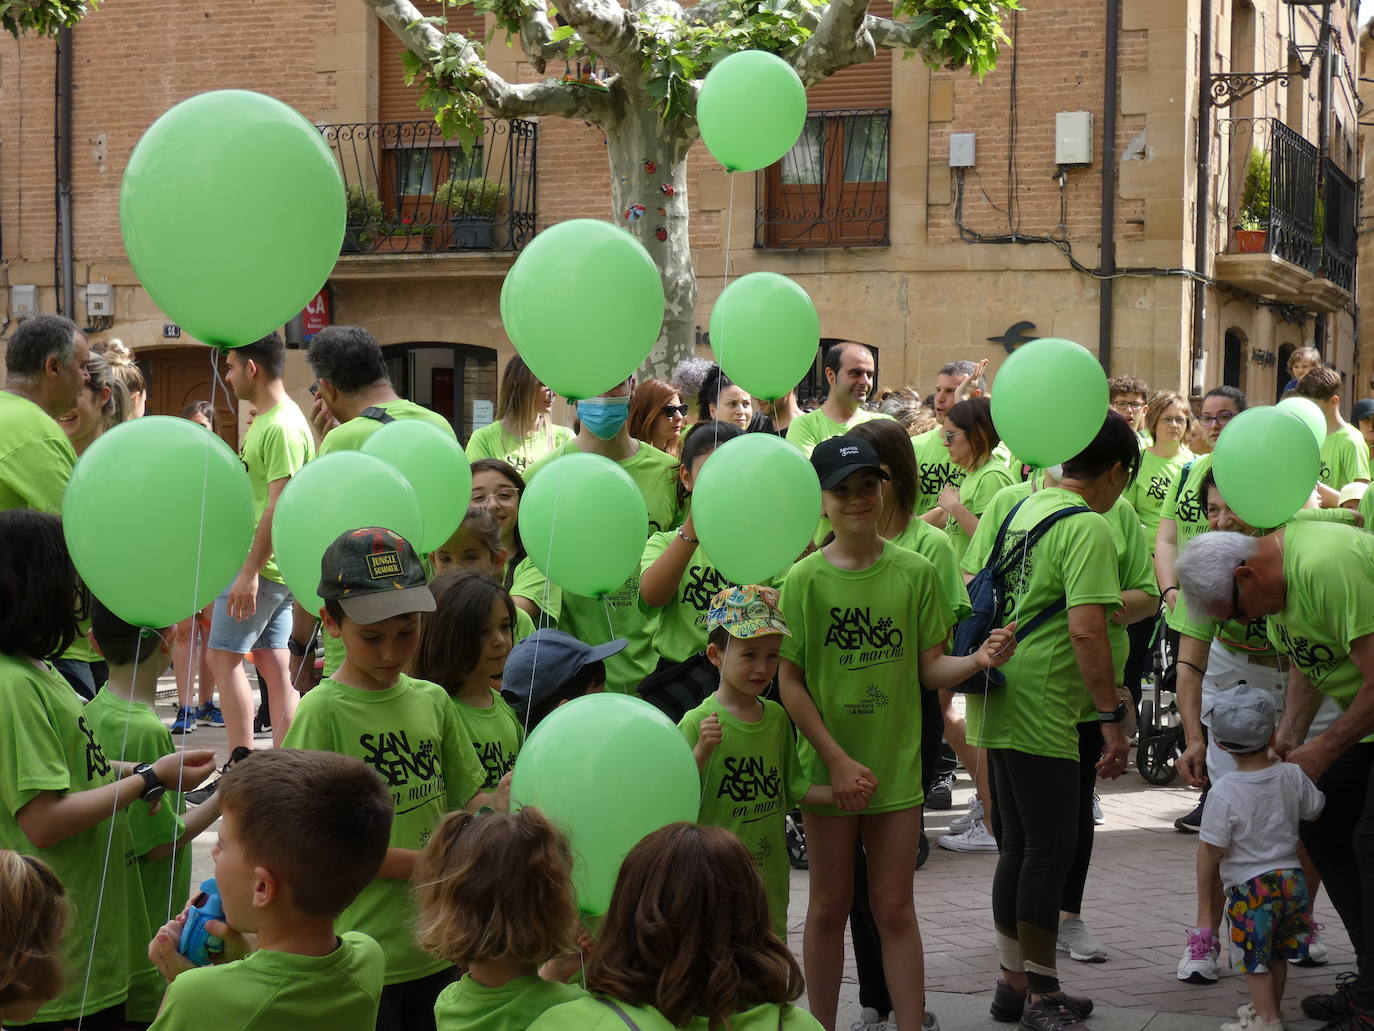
[1317,158,1356,293]
[1268,119,1318,271]
[320,118,537,255]
[755,108,891,249]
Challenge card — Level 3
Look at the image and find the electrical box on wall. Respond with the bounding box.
[84,283,113,318]
[10,285,37,318]
[949,132,976,167]
[1056,111,1093,165]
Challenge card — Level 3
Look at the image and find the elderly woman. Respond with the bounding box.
[1176,519,1374,1027]
[964,412,1138,1031]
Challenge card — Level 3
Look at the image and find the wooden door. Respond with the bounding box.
[144,347,240,452]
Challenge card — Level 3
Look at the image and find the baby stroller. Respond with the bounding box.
[1136,617,1186,785]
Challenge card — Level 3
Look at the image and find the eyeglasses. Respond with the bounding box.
[472,488,521,505]
[308,381,319,396]
[1159,415,1189,426]
[942,430,966,444]
[661,404,689,417]
[1197,412,1238,427]
[1110,400,1146,412]
[1230,563,1246,622]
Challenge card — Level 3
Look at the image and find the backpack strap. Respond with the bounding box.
[359,406,396,424]
[597,999,643,1031]
[998,504,1093,643]
[984,498,1029,574]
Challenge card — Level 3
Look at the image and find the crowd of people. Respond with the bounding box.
[0,317,1371,1031]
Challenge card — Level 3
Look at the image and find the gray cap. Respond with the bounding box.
[1205,682,1278,752]
[500,629,627,717]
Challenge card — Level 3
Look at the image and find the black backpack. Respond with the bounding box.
[949,497,1091,694]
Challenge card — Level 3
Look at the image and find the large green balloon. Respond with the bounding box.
[510,693,700,914]
[990,338,1108,468]
[692,433,821,583]
[272,452,424,614]
[120,90,345,348]
[521,452,647,597]
[1213,406,1320,528]
[710,273,819,401]
[1277,395,1326,444]
[697,50,807,173]
[63,417,254,628]
[361,421,471,553]
[501,220,664,400]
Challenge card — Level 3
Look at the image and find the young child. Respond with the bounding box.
[500,630,624,732]
[84,601,224,1025]
[1199,685,1325,1031]
[414,807,587,1030]
[0,510,216,1029]
[681,585,854,939]
[779,436,1017,1031]
[0,852,69,1028]
[282,527,490,1031]
[415,572,523,793]
[146,749,394,1030]
[527,823,823,1031]
[1281,346,1321,396]
[431,508,535,643]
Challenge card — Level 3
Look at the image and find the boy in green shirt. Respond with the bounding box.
[1295,365,1372,503]
[681,585,844,939]
[84,601,225,1024]
[281,527,488,1031]
[147,749,393,1031]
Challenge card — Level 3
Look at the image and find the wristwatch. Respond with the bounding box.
[133,763,165,804]
[287,637,311,658]
[1096,701,1128,724]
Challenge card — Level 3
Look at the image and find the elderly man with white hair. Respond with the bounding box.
[1177,519,1374,1031]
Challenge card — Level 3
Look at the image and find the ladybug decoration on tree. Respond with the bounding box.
[643,159,656,174]
[623,204,647,223]
[655,226,668,242]
[659,183,675,198]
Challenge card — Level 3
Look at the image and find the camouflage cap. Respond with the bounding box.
[707,584,791,641]
[319,527,435,624]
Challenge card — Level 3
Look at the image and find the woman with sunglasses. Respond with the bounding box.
[469,458,561,629]
[466,355,572,473]
[923,397,1014,563]
[627,378,688,457]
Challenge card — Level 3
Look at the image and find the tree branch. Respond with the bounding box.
[866,13,950,65]
[512,0,571,75]
[560,0,644,80]
[787,0,874,86]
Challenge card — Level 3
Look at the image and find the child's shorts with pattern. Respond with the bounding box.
[1225,867,1311,974]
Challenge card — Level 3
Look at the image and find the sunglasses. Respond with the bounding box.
[661,404,689,417]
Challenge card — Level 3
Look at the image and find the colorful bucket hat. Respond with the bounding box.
[707,585,791,640]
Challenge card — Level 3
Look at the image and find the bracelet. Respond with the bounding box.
[1097,701,1128,723]
[1163,586,1179,597]
[677,528,699,545]
[1178,659,1207,676]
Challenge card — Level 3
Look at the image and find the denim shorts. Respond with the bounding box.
[207,576,294,654]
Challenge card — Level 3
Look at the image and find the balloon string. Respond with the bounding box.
[523,453,567,741]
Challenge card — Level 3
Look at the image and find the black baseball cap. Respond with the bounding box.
[810,434,891,490]
[501,629,626,715]
[318,527,435,624]
[1351,398,1374,427]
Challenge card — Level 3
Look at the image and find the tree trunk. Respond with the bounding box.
[604,100,698,382]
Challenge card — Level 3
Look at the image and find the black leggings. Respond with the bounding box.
[1122,615,1156,705]
[988,747,1080,995]
[850,684,944,1016]
[1060,722,1103,915]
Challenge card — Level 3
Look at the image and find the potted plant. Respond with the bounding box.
[374,215,435,254]
[435,177,506,250]
[343,186,383,252]
[1234,149,1270,253]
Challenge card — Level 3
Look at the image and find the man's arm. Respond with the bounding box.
[1173,632,1211,788]
[226,476,289,622]
[1285,633,1374,781]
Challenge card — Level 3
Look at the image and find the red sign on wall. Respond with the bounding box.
[302,289,330,339]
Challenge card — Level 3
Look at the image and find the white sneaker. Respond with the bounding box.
[850,1007,886,1031]
[1091,794,1105,826]
[1177,927,1220,984]
[1219,1002,1283,1031]
[938,821,999,853]
[949,797,985,834]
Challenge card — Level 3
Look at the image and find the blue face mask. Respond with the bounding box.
[577,396,631,440]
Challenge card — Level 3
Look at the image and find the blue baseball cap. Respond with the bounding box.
[501,629,626,715]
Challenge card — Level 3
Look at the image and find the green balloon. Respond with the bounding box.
[692,433,821,583]
[710,272,819,401]
[1277,395,1326,444]
[361,421,471,553]
[62,417,254,628]
[1212,406,1320,529]
[510,693,700,915]
[520,452,648,597]
[272,452,424,614]
[697,50,807,173]
[990,338,1108,468]
[501,220,664,400]
[120,90,345,348]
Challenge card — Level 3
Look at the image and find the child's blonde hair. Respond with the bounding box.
[413,807,577,966]
[0,852,69,1014]
[1288,345,1321,374]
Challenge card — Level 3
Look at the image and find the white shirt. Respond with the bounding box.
[1200,760,1325,889]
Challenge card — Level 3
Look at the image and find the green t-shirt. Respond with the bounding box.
[527,441,681,694]
[281,673,483,984]
[1101,496,1159,681]
[944,460,1015,562]
[510,555,561,626]
[965,488,1121,761]
[434,973,587,1031]
[528,997,824,1031]
[1320,424,1372,489]
[0,390,76,514]
[0,654,133,1023]
[1158,453,1212,550]
[1266,519,1374,711]
[779,542,951,815]
[912,428,964,516]
[640,530,733,664]
[680,696,808,938]
[1123,448,1192,553]
[317,399,455,457]
[454,689,524,790]
[784,407,889,457]
[240,400,315,584]
[83,687,190,1022]
[888,517,971,625]
[465,420,574,474]
[148,932,385,1031]
[515,605,535,643]
[1170,600,1278,659]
